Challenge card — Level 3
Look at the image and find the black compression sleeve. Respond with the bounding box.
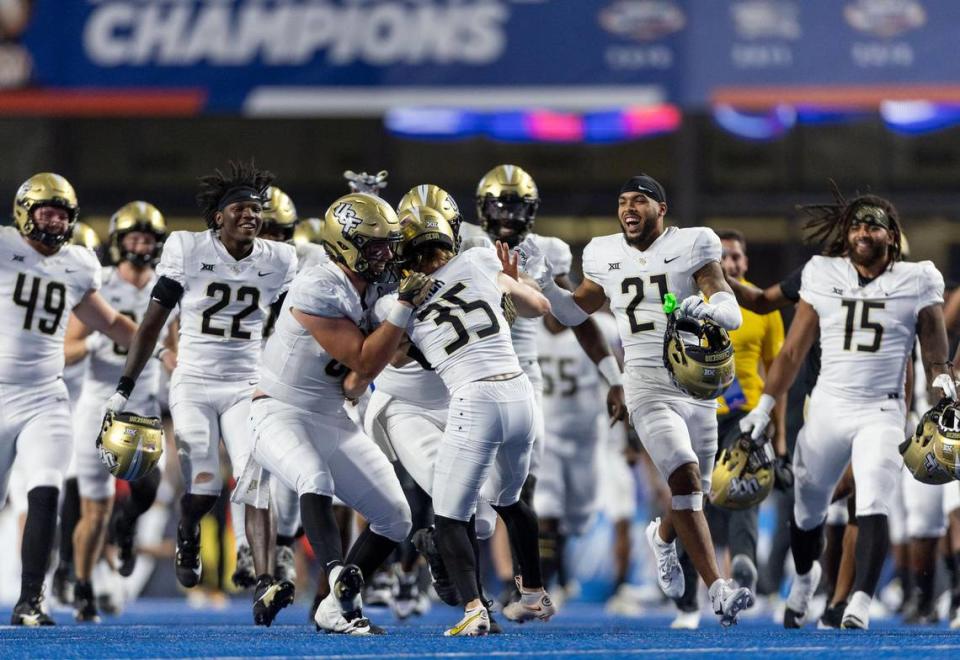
[779,266,804,303]
[151,276,184,309]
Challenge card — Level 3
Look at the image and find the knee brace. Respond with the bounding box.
[672,492,703,511]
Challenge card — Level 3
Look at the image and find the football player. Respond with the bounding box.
[380,208,552,636]
[101,161,298,626]
[466,164,626,602]
[61,202,174,622]
[231,185,313,590]
[529,173,754,626]
[740,192,951,629]
[243,192,433,635]
[362,185,500,621]
[1,173,137,625]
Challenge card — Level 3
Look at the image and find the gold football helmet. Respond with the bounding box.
[901,403,954,484]
[475,164,540,247]
[663,315,735,400]
[320,193,402,282]
[293,217,323,246]
[933,402,960,480]
[97,411,164,482]
[13,173,79,248]
[711,435,775,510]
[108,201,167,266]
[397,205,456,267]
[261,186,298,242]
[71,222,102,250]
[398,184,463,246]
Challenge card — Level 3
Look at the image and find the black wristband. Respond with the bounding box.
[117,376,136,398]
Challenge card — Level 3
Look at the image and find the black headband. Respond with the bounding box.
[619,175,666,205]
[218,187,263,211]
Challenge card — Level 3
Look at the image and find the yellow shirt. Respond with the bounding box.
[717,279,785,415]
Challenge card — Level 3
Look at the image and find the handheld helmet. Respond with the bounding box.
[97,411,164,482]
[901,402,955,484]
[710,435,775,510]
[108,201,167,267]
[933,401,960,480]
[320,193,402,283]
[260,186,298,243]
[475,164,539,248]
[663,314,735,400]
[13,173,79,248]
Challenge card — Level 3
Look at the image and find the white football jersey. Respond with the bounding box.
[458,222,492,251]
[155,231,296,380]
[582,227,722,371]
[0,226,102,384]
[405,248,519,392]
[258,262,391,413]
[538,324,602,450]
[510,234,572,363]
[801,256,943,401]
[84,267,169,407]
[373,362,449,408]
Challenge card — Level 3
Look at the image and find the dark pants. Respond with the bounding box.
[675,409,757,612]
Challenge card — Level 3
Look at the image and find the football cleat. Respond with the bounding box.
[364,569,395,608]
[444,605,490,637]
[671,609,701,629]
[232,544,256,590]
[10,593,55,626]
[710,578,755,627]
[52,561,75,605]
[731,554,758,592]
[390,570,420,620]
[411,527,460,606]
[817,600,846,629]
[253,576,295,627]
[840,591,871,630]
[73,582,101,624]
[783,561,822,629]
[112,514,138,578]
[175,525,203,589]
[274,545,297,584]
[645,518,685,599]
[502,577,557,623]
[314,567,385,636]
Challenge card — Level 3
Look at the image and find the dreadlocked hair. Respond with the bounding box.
[798,181,902,262]
[196,159,275,231]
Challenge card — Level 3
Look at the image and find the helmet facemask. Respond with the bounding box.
[479,194,538,248]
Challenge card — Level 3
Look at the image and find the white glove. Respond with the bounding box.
[739,393,776,442]
[677,295,708,320]
[105,392,128,414]
[932,373,958,401]
[513,238,552,288]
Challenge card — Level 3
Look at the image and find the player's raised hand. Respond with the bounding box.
[496,240,520,280]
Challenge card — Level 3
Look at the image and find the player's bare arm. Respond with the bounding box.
[73,289,138,350]
[555,272,626,421]
[293,308,410,382]
[118,299,174,385]
[63,313,94,365]
[497,272,550,318]
[916,302,954,398]
[728,277,791,315]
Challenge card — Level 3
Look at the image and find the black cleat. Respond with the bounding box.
[11,593,55,626]
[112,514,138,578]
[783,607,805,629]
[817,601,846,629]
[335,564,366,620]
[175,525,202,588]
[411,527,460,606]
[52,562,75,605]
[485,600,503,634]
[253,576,295,627]
[73,582,101,623]
[232,544,257,590]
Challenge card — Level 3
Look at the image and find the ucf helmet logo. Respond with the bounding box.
[728,476,762,497]
[99,447,119,471]
[333,201,363,235]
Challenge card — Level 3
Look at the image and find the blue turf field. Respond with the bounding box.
[2,599,960,659]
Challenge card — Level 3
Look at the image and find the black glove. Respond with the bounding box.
[773,452,794,491]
